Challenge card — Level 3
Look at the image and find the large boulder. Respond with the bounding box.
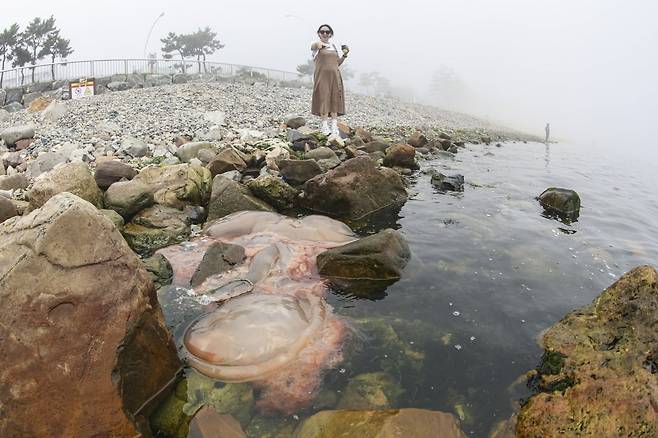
[206,147,247,177]
[246,174,299,210]
[135,164,212,210]
[206,175,274,222]
[278,159,323,185]
[294,409,465,438]
[317,229,410,282]
[302,156,408,220]
[104,180,154,220]
[28,162,103,210]
[0,193,180,437]
[94,160,138,190]
[516,266,658,437]
[537,187,581,221]
[1,124,35,147]
[122,204,191,256]
[383,143,418,170]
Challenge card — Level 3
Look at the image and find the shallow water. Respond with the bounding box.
[154,140,658,437]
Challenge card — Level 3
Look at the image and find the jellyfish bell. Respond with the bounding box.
[182,292,329,383]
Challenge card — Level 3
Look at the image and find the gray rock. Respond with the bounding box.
[190,242,246,287]
[207,174,274,222]
[2,152,23,169]
[4,88,24,104]
[285,116,306,129]
[105,180,155,220]
[1,125,35,147]
[25,82,52,94]
[430,171,464,192]
[172,74,189,84]
[0,196,18,223]
[142,253,173,289]
[175,141,215,163]
[22,92,43,107]
[3,102,23,113]
[304,146,338,161]
[246,174,299,210]
[537,187,581,221]
[0,89,6,106]
[28,162,104,210]
[145,74,172,87]
[220,170,242,182]
[287,129,312,143]
[41,101,67,122]
[99,208,125,230]
[196,148,217,164]
[0,173,30,190]
[95,160,138,190]
[107,81,132,92]
[278,159,323,185]
[0,109,9,122]
[27,152,67,178]
[302,156,408,220]
[317,229,410,281]
[122,137,149,157]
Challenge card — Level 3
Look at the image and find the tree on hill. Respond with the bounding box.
[0,23,20,88]
[44,31,74,80]
[161,32,190,72]
[185,27,224,73]
[11,44,31,85]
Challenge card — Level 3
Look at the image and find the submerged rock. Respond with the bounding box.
[302,156,408,220]
[0,193,180,437]
[337,372,404,410]
[187,406,247,438]
[516,266,658,437]
[294,409,466,438]
[537,187,581,221]
[190,242,246,287]
[430,170,464,192]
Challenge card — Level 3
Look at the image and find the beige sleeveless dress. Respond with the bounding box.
[311,45,345,116]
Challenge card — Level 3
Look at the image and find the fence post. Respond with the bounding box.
[124,60,129,75]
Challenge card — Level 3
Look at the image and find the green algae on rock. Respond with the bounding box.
[516,265,658,437]
[336,372,404,410]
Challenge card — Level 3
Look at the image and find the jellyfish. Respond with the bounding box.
[158,211,356,414]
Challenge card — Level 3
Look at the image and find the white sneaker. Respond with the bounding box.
[330,120,340,137]
[321,121,331,135]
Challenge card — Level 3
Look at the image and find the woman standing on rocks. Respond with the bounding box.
[311,24,349,136]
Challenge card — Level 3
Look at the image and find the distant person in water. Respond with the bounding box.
[311,24,349,136]
[545,123,551,143]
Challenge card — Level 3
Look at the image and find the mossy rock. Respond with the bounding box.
[150,380,190,438]
[337,372,404,410]
[183,370,254,427]
[245,415,297,438]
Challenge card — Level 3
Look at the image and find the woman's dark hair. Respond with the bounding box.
[317,24,334,35]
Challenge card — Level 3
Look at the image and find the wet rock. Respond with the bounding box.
[121,136,149,157]
[188,407,247,438]
[176,141,215,163]
[190,242,246,287]
[337,372,404,410]
[0,193,181,437]
[383,143,418,170]
[95,159,135,186]
[1,124,35,147]
[407,132,428,148]
[359,140,390,154]
[302,156,408,220]
[246,174,299,210]
[0,174,29,191]
[537,187,581,221]
[294,409,466,438]
[133,164,212,210]
[317,229,411,285]
[0,196,18,223]
[206,148,247,177]
[430,171,464,192]
[123,205,191,256]
[150,379,190,438]
[105,180,155,220]
[143,253,174,289]
[516,266,658,437]
[285,116,306,129]
[278,159,323,185]
[207,174,274,222]
[99,208,125,230]
[28,162,103,210]
[183,371,254,426]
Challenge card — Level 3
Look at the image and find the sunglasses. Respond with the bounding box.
[319,30,332,35]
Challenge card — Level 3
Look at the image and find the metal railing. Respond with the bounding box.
[0,58,310,90]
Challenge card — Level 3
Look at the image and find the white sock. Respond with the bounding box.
[331,119,339,134]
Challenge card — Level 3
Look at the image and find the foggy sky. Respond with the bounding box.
[4,0,658,145]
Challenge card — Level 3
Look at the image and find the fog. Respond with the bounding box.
[5,0,658,145]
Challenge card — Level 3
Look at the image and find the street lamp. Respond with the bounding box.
[143,12,165,59]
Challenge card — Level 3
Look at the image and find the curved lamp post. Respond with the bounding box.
[143,12,165,59]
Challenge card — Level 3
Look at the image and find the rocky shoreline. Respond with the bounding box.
[1,82,653,437]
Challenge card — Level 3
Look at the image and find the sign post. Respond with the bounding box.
[69,78,96,100]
